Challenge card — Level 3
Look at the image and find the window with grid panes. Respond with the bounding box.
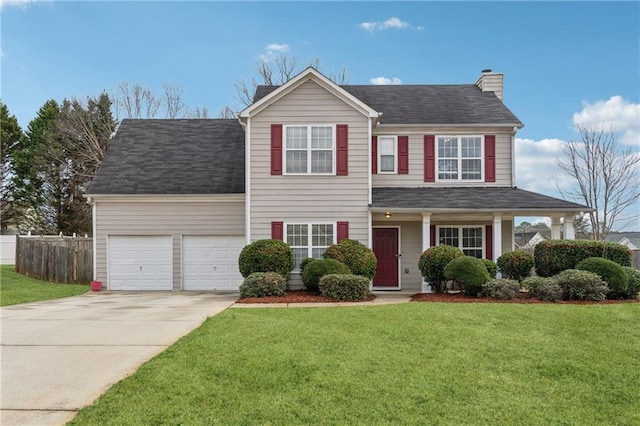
[284,125,334,174]
[437,136,482,181]
[286,223,334,269]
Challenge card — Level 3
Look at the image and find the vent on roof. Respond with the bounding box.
[476,69,504,101]
[482,68,493,74]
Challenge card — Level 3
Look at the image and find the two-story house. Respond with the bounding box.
[86,67,588,291]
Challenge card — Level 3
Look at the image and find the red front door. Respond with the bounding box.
[373,228,399,288]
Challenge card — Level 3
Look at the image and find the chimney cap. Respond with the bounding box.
[481,68,493,74]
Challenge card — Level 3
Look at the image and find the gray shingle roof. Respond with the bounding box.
[371,187,589,211]
[253,84,523,126]
[87,119,244,195]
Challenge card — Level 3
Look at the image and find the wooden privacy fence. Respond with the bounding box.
[15,236,93,284]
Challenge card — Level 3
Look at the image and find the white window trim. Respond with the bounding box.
[283,124,336,176]
[377,135,398,174]
[436,225,485,258]
[285,222,337,271]
[435,135,484,182]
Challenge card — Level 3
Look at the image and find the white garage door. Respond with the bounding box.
[183,236,244,290]
[108,236,173,290]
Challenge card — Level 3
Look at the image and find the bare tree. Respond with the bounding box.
[185,106,209,119]
[113,82,161,119]
[557,125,640,240]
[233,54,350,107]
[216,106,236,119]
[163,83,185,119]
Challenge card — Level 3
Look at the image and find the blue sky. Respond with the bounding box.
[2,1,639,228]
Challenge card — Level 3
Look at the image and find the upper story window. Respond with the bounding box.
[437,136,483,181]
[285,125,335,175]
[378,136,397,173]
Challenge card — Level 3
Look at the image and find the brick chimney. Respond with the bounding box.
[475,69,504,101]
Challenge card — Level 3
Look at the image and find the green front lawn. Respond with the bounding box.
[70,303,639,425]
[0,265,89,306]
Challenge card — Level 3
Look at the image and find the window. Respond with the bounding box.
[284,125,334,174]
[378,136,397,173]
[437,136,482,181]
[438,226,484,258]
[286,223,335,269]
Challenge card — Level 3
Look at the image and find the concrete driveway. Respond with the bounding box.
[0,291,238,425]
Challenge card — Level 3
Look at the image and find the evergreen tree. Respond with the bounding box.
[0,101,25,229]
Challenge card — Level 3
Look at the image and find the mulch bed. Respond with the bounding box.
[411,292,639,304]
[235,289,376,304]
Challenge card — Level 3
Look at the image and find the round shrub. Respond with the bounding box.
[482,258,498,278]
[418,245,464,293]
[319,274,371,301]
[481,278,520,300]
[534,239,631,277]
[300,258,316,274]
[301,258,351,291]
[239,272,287,298]
[497,250,534,281]
[575,257,629,299]
[238,239,294,279]
[522,276,562,302]
[444,256,491,297]
[323,239,377,280]
[623,267,640,299]
[554,269,608,301]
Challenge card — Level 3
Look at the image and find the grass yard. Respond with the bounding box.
[70,303,640,425]
[0,265,89,306]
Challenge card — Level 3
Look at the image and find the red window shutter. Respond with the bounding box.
[424,135,435,182]
[336,124,348,176]
[271,124,283,175]
[486,225,493,260]
[372,136,378,174]
[398,136,409,174]
[485,135,496,183]
[271,221,284,240]
[337,221,349,242]
[430,225,436,247]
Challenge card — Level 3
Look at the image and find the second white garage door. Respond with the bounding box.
[183,236,244,290]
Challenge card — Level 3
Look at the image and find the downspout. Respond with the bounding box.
[511,127,517,187]
[89,197,97,281]
[239,116,251,244]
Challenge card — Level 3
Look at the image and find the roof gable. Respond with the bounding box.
[87,119,245,195]
[239,67,379,120]
[254,83,523,127]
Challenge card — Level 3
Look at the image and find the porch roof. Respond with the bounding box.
[371,187,591,214]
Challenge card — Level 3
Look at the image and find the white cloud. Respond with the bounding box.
[514,138,572,194]
[572,96,640,146]
[357,17,422,32]
[370,77,402,85]
[0,0,39,8]
[265,43,289,53]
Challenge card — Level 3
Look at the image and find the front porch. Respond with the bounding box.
[369,187,590,292]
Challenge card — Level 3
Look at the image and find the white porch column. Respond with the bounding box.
[422,213,432,252]
[493,215,502,262]
[551,216,562,240]
[421,213,432,293]
[564,215,575,240]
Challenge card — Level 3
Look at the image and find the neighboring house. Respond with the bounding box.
[514,231,547,250]
[605,232,640,269]
[87,67,590,291]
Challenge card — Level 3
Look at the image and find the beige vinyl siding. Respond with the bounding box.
[94,200,244,290]
[250,80,370,244]
[372,128,513,187]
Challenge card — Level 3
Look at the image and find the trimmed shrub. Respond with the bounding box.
[239,272,287,298]
[554,269,608,301]
[482,258,498,279]
[623,267,640,299]
[497,250,534,281]
[319,274,371,301]
[323,239,377,280]
[444,256,491,297]
[481,278,521,300]
[301,258,351,291]
[534,240,631,277]
[418,245,464,293]
[238,239,294,279]
[522,276,562,302]
[300,258,316,274]
[575,257,629,299]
